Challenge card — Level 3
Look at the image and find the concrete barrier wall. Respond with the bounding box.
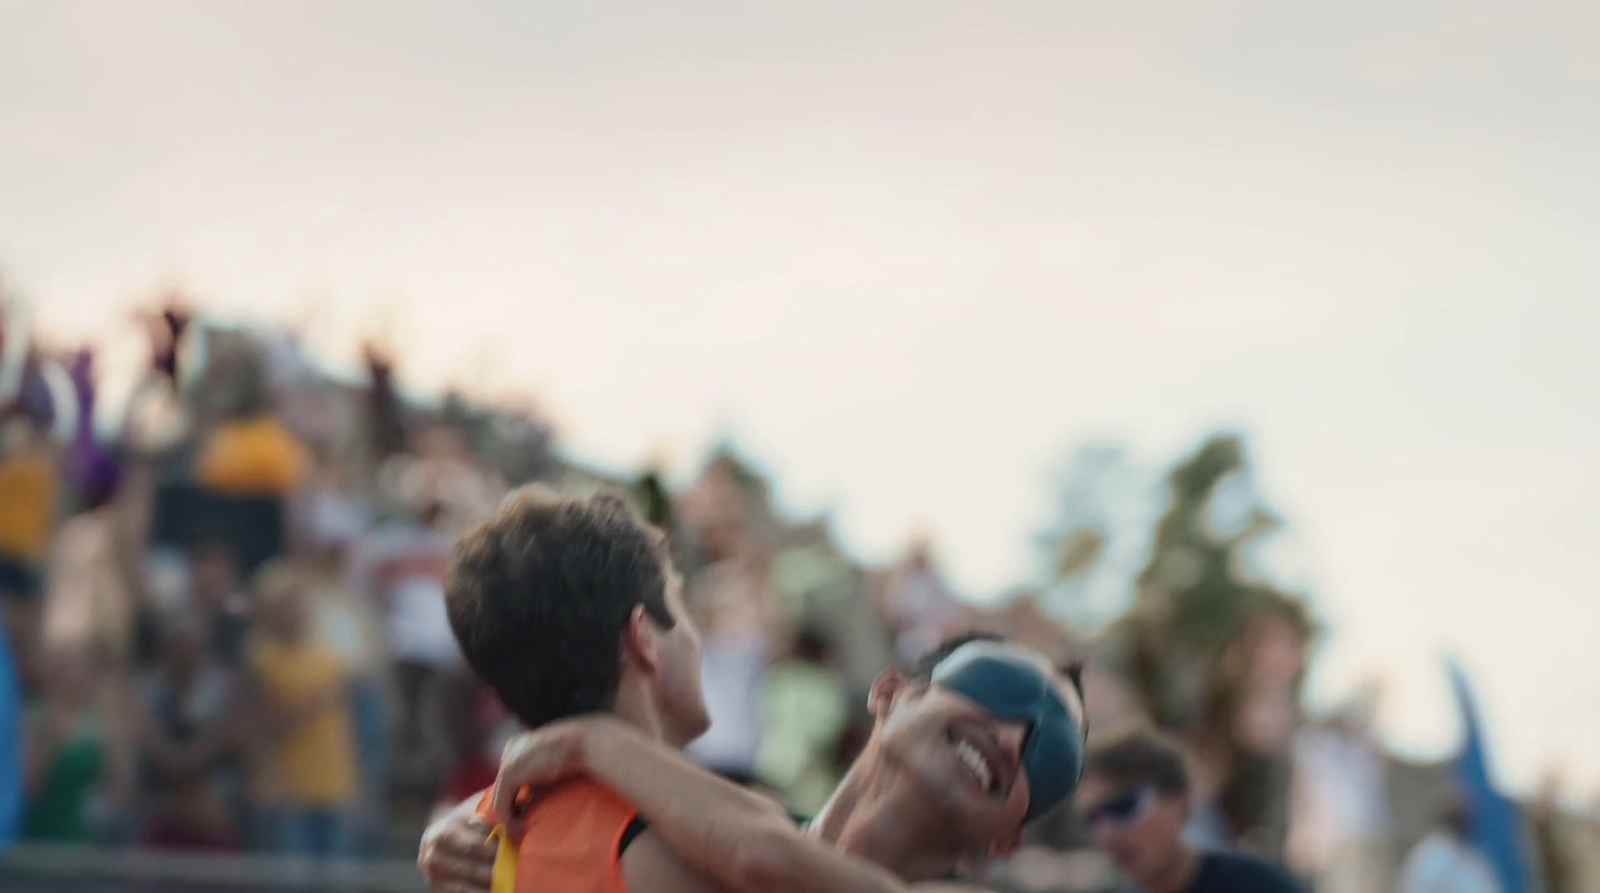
[0,845,427,893]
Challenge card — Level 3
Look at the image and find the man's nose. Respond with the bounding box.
[998,721,1029,759]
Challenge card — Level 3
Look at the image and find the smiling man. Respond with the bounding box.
[1076,727,1301,893]
[420,632,1090,893]
[803,634,1090,869]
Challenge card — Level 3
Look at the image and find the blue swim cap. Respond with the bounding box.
[930,641,1085,822]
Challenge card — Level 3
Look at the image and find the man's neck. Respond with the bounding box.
[1144,845,1202,893]
[611,675,671,744]
[808,745,966,883]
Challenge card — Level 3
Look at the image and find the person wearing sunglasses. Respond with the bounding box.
[1077,727,1301,893]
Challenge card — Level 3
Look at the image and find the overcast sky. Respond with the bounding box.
[4,0,1598,799]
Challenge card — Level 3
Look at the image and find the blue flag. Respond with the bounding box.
[1448,660,1534,893]
[0,616,22,849]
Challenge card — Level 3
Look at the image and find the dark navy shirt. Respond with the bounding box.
[1186,852,1302,893]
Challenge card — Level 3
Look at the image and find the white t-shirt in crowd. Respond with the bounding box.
[351,524,460,669]
[687,626,768,775]
[1398,832,1502,893]
[685,560,771,775]
[1287,725,1391,870]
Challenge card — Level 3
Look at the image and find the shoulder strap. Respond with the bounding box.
[619,815,649,856]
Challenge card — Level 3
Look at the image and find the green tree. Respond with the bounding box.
[1045,433,1316,850]
[1037,444,1159,631]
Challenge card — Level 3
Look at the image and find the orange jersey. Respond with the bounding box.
[479,779,639,893]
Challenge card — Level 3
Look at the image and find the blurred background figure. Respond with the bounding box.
[0,378,59,565]
[879,538,972,666]
[755,626,849,816]
[182,540,252,670]
[1528,774,1577,893]
[1285,694,1394,893]
[243,562,357,861]
[20,644,135,845]
[193,350,308,503]
[0,409,57,690]
[43,351,134,677]
[357,419,490,792]
[1397,792,1503,893]
[351,496,458,788]
[680,456,784,786]
[297,497,392,858]
[132,613,243,852]
[683,533,781,787]
[430,681,510,823]
[1076,726,1301,893]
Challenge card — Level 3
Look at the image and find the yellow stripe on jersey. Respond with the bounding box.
[489,824,519,893]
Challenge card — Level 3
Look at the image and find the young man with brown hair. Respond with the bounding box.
[1076,727,1301,893]
[440,489,712,893]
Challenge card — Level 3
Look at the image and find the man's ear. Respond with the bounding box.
[868,668,908,720]
[622,603,660,675]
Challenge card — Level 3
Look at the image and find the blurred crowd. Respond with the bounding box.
[0,305,528,859]
[0,303,973,863]
[0,300,1595,893]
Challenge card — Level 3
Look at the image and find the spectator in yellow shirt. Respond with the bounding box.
[245,561,357,860]
[0,417,58,599]
[0,417,57,697]
[193,357,309,500]
[196,413,309,499]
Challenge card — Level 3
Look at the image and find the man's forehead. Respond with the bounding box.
[938,640,1086,724]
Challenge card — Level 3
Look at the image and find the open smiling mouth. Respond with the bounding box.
[947,730,1002,795]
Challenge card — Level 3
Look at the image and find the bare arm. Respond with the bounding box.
[495,717,940,893]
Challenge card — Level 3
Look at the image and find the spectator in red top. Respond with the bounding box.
[434,684,509,820]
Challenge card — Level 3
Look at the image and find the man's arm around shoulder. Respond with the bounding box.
[622,829,738,893]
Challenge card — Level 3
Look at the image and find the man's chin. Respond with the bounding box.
[667,717,713,748]
[1111,853,1147,881]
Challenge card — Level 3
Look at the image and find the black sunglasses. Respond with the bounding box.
[1081,785,1158,830]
